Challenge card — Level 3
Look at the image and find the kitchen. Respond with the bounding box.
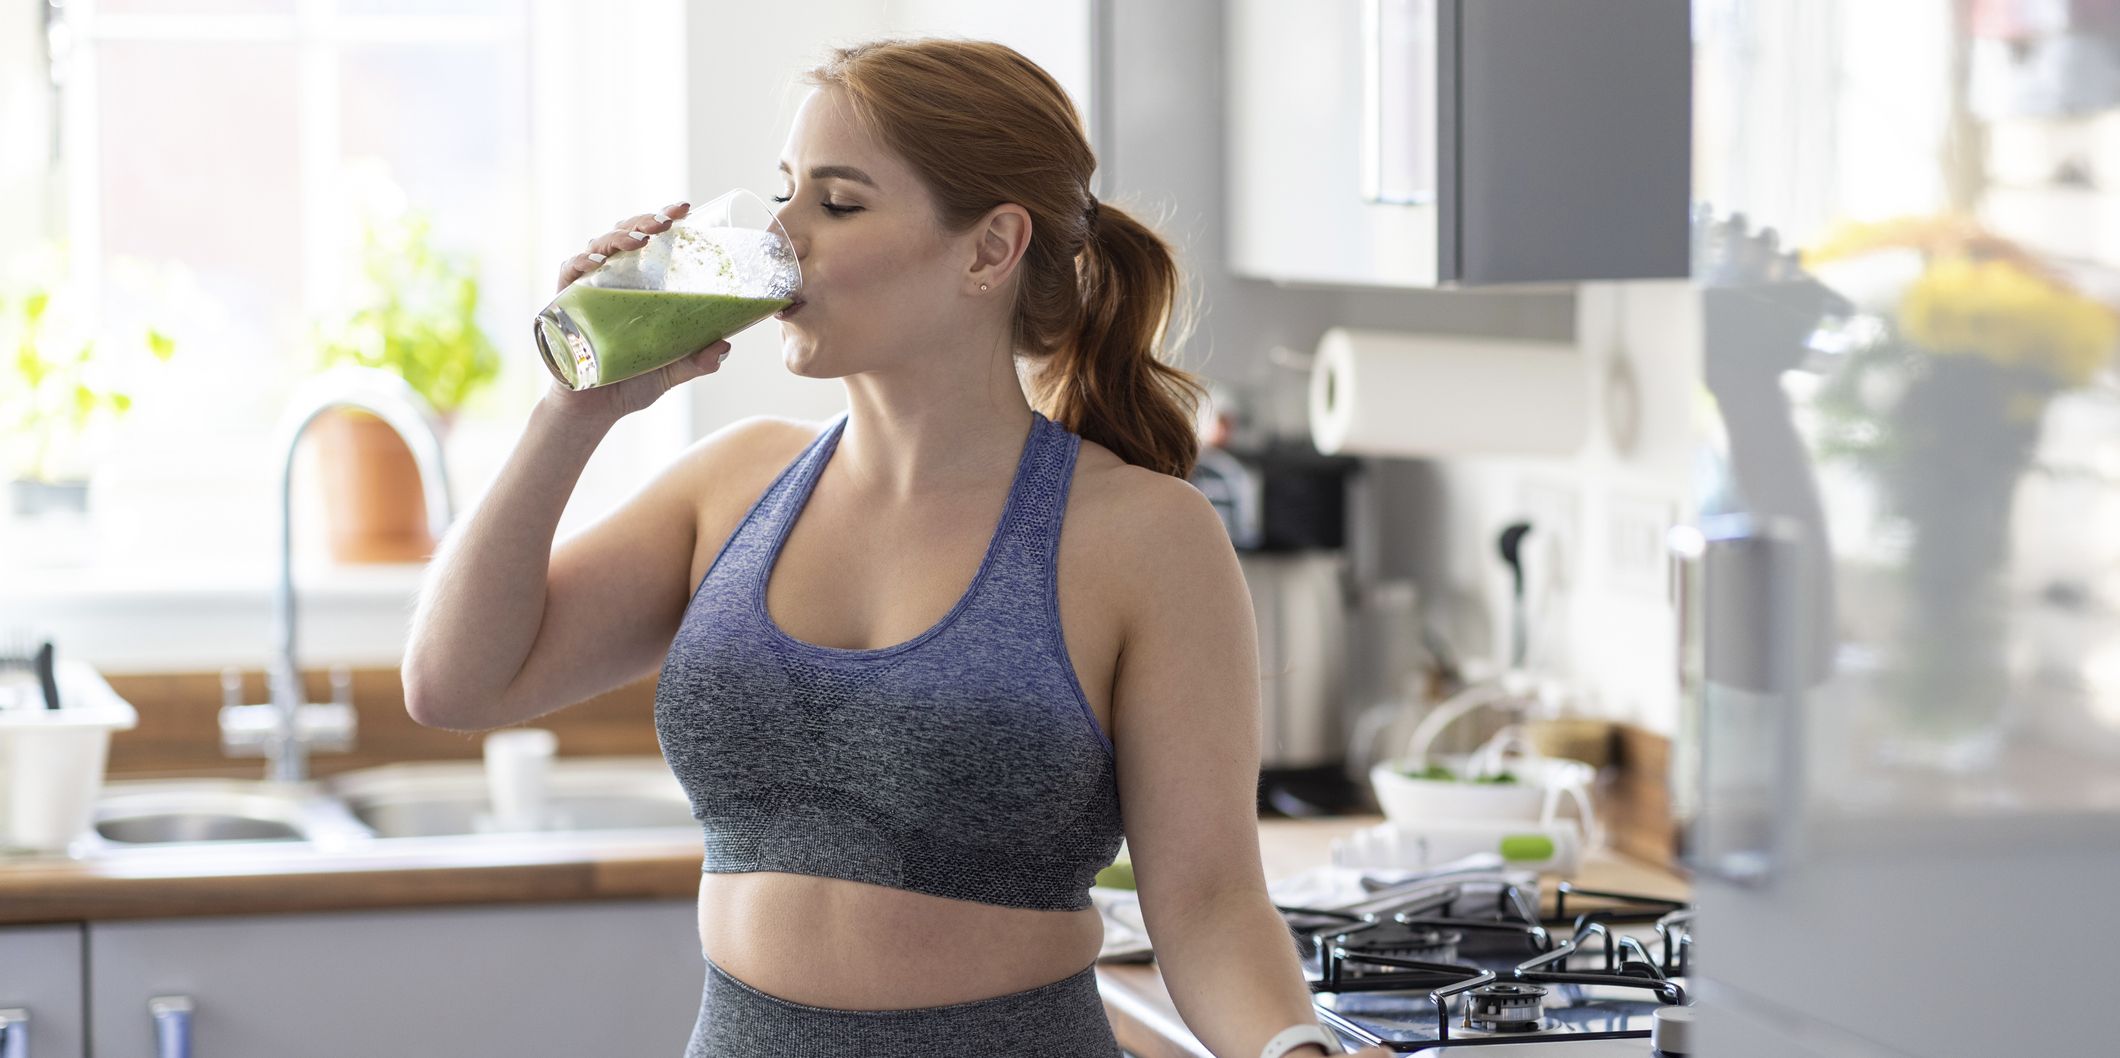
[2,0,2116,1056]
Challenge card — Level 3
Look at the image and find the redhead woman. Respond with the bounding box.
[404,37,1387,1058]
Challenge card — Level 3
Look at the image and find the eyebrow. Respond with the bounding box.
[777,161,879,189]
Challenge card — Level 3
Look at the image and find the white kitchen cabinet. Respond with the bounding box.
[87,900,703,1058]
[0,924,87,1058]
[1225,0,1691,288]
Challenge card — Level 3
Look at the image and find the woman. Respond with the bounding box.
[404,38,1388,1058]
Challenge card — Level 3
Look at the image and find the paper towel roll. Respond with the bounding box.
[1307,327,1589,458]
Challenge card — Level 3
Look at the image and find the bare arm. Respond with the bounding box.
[1114,475,1386,1058]
[401,398,649,730]
[402,199,732,730]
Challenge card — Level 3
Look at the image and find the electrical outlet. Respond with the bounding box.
[1608,493,1674,597]
[1514,478,1581,593]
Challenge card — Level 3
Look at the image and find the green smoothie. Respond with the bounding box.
[536,286,793,390]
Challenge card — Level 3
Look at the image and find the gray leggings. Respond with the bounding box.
[685,957,1124,1057]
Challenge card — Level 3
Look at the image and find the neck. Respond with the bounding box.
[833,371,1038,503]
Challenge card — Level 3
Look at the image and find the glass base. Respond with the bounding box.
[533,307,598,390]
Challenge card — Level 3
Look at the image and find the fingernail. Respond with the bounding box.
[718,349,731,362]
[586,252,607,264]
[677,201,691,210]
[628,230,649,241]
[653,211,672,224]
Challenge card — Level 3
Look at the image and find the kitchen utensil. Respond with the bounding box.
[534,188,802,390]
[0,633,60,711]
[0,658,139,853]
[1238,550,1350,771]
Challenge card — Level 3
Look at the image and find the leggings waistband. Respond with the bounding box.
[686,958,1122,1057]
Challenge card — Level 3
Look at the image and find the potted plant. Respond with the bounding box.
[304,166,501,564]
[1,250,176,553]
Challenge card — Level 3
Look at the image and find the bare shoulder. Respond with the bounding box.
[671,414,823,492]
[1065,439,1230,593]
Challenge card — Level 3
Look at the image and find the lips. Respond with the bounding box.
[776,299,806,320]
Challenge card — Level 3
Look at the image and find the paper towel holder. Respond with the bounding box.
[1269,345,1316,372]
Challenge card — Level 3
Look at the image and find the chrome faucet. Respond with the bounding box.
[220,366,455,783]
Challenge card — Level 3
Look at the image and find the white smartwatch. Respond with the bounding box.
[1259,1023,1343,1058]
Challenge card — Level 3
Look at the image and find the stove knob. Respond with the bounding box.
[1651,1005,1695,1056]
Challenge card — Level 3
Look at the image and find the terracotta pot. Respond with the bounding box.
[309,408,450,564]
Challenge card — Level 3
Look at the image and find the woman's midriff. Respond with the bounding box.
[695,871,1106,1009]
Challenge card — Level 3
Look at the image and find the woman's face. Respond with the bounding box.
[770,86,994,378]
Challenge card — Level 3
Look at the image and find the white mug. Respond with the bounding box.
[483,727,556,831]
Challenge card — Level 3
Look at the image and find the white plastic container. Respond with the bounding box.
[1332,817,1586,876]
[0,659,139,853]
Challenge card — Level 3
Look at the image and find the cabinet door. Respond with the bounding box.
[88,901,703,1058]
[1227,0,1441,288]
[1225,0,1690,288]
[0,924,87,1058]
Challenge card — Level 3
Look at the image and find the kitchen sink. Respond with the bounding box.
[91,779,370,848]
[325,756,696,839]
[69,757,694,857]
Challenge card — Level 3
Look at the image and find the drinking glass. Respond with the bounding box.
[534,188,801,390]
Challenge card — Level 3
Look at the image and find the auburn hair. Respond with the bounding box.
[802,38,1209,479]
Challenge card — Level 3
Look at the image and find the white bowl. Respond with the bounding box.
[1368,753,1596,831]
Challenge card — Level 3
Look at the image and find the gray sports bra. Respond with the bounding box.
[653,409,1123,912]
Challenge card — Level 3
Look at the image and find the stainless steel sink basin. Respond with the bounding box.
[326,756,695,839]
[59,757,693,859]
[91,779,369,848]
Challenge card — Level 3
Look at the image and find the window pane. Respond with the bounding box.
[337,39,535,417]
[96,39,304,413]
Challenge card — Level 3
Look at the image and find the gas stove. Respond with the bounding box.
[1277,880,1696,1055]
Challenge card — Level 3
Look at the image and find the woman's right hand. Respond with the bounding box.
[539,200,732,426]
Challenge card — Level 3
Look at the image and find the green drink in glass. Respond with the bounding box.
[535,188,801,390]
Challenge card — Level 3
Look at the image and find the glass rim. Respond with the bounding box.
[685,186,802,295]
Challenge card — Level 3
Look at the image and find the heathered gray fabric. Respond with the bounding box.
[654,409,1124,912]
[685,956,1122,1057]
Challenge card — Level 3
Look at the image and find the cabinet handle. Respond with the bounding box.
[0,1006,27,1058]
[149,996,193,1058]
[1361,0,1439,206]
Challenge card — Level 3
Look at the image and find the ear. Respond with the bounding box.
[966,203,1033,293]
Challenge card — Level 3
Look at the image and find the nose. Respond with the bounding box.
[771,204,807,260]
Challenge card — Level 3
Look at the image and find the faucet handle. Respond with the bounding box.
[221,666,246,710]
[329,664,354,708]
[299,700,358,753]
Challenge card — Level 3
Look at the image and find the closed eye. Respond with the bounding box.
[770,193,860,216]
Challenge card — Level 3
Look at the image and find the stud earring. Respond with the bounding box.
[979,283,989,291]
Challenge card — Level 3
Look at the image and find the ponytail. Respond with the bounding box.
[804,38,1211,479]
[1027,201,1207,479]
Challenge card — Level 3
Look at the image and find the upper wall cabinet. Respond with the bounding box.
[1226,0,1692,289]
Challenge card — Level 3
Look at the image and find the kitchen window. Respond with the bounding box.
[4,0,693,671]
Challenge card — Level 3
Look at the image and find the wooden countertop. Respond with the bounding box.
[1095,815,1691,1058]
[0,833,710,924]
